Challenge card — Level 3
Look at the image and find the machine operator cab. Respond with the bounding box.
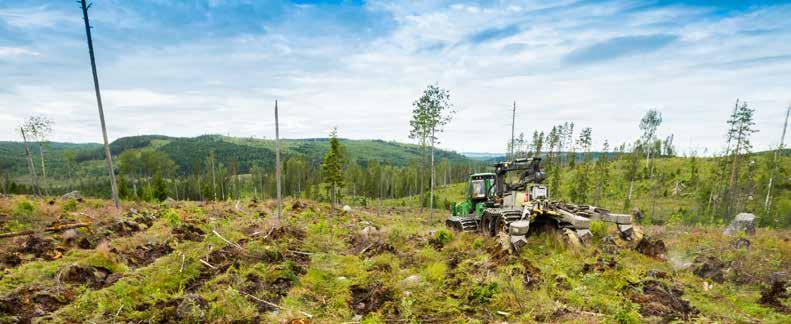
[469,173,495,201]
[450,172,496,217]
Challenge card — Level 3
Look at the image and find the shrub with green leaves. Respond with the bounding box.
[589,221,609,240]
[161,208,181,226]
[468,282,498,305]
[62,199,78,212]
[434,229,453,247]
[13,200,36,220]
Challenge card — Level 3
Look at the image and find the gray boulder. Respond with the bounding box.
[724,213,756,236]
[60,191,83,201]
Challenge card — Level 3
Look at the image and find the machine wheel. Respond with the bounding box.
[562,228,582,248]
[481,211,499,237]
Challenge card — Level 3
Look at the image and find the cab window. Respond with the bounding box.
[471,179,486,198]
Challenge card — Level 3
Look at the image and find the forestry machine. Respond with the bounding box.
[446,157,641,251]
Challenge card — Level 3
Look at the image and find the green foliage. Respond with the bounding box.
[62,198,78,212]
[117,175,130,199]
[161,208,181,226]
[468,282,498,305]
[589,221,609,240]
[614,309,641,324]
[152,174,169,201]
[434,229,453,247]
[13,199,35,219]
[322,128,345,205]
[423,261,447,284]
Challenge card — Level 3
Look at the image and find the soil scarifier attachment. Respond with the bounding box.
[446,157,641,251]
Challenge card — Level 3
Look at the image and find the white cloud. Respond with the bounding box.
[1,0,789,156]
[0,5,74,28]
[0,47,40,57]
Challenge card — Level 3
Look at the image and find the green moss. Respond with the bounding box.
[62,199,78,212]
[13,199,35,219]
[589,221,609,240]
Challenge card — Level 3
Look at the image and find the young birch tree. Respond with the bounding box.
[19,126,40,195]
[410,84,454,223]
[22,116,54,196]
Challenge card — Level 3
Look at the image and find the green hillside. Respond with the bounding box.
[0,135,476,177]
[0,135,484,201]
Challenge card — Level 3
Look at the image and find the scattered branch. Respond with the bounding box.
[199,259,216,269]
[213,229,243,250]
[0,222,91,239]
[236,288,313,318]
[286,249,313,256]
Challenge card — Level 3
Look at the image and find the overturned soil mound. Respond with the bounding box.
[243,273,295,312]
[692,256,728,283]
[347,232,396,258]
[583,256,618,273]
[119,243,174,267]
[0,285,75,321]
[349,283,394,316]
[625,280,697,321]
[759,279,790,314]
[18,235,58,260]
[635,237,667,259]
[59,264,121,289]
[173,224,205,242]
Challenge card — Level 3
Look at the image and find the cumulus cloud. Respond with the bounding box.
[0,0,789,155]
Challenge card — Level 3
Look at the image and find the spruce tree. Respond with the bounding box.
[322,128,345,209]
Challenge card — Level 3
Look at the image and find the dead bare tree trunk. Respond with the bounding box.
[210,155,217,201]
[429,129,436,224]
[419,143,425,212]
[20,127,40,196]
[80,0,119,208]
[274,100,282,225]
[37,142,49,196]
[765,105,790,217]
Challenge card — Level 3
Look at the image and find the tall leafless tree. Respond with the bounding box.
[80,0,119,208]
[19,127,40,195]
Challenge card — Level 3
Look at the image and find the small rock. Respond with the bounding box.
[61,229,80,241]
[60,191,83,201]
[732,238,751,249]
[724,213,756,236]
[342,205,352,212]
[702,281,713,292]
[176,294,208,320]
[360,226,379,238]
[401,275,421,287]
[336,276,348,281]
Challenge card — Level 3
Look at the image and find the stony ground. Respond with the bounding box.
[0,195,789,323]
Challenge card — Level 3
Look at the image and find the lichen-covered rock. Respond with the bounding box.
[724,213,756,236]
[60,191,82,201]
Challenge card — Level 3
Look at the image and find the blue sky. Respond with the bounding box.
[1,0,790,154]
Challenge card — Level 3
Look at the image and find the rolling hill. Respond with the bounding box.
[0,135,481,178]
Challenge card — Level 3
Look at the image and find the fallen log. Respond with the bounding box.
[0,222,91,239]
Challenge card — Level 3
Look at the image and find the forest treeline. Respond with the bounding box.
[0,134,485,205]
[2,97,788,227]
